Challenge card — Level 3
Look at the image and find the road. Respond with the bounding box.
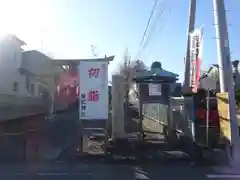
[0,161,226,180]
[29,108,240,180]
[42,107,78,161]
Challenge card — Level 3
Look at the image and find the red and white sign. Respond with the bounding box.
[78,61,108,119]
[189,27,203,93]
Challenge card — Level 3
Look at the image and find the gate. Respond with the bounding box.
[168,97,194,139]
[143,103,168,135]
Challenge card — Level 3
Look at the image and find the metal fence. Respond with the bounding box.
[143,103,168,124]
[168,97,194,138]
[142,97,194,139]
[142,103,168,134]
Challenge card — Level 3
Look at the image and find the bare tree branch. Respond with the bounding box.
[116,48,147,105]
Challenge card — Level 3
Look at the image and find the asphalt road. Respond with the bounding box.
[43,107,79,161]
[0,162,227,180]
[29,108,238,180]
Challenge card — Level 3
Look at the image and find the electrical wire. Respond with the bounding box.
[139,4,172,59]
[135,0,159,60]
[140,2,167,55]
[146,6,171,51]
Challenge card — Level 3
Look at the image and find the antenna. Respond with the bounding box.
[91,44,98,57]
[39,28,45,53]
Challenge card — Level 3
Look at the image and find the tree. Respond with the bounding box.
[117,48,146,105]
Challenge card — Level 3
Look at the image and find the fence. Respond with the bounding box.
[168,97,194,138]
[142,97,194,139]
[0,94,45,121]
[142,103,168,134]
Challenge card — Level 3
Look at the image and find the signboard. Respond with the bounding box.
[148,83,162,96]
[79,61,108,120]
[217,92,231,143]
[199,76,217,90]
[189,27,203,93]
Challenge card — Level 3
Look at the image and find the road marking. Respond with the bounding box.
[13,172,94,176]
[207,174,240,178]
[38,172,69,176]
[75,173,93,176]
[56,161,65,164]
[15,173,25,176]
[135,172,151,179]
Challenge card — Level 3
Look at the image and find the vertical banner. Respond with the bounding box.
[189,27,203,93]
[79,61,109,120]
[217,92,231,144]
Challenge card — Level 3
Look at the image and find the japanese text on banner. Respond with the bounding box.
[88,68,100,78]
[79,61,109,119]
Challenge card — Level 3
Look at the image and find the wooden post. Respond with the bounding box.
[111,74,126,139]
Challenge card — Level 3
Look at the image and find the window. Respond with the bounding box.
[30,84,35,95]
[12,52,17,61]
[13,82,19,92]
[26,77,30,91]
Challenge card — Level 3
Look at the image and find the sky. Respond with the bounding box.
[0,0,240,82]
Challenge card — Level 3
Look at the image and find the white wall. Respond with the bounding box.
[0,39,38,97]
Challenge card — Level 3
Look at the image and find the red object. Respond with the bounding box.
[55,70,79,106]
[195,108,219,124]
[88,90,99,102]
[88,68,100,78]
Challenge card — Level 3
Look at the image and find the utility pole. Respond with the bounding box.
[183,0,197,93]
[213,0,240,164]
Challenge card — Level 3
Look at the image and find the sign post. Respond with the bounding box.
[78,58,112,154]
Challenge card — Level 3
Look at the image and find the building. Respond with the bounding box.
[0,34,115,120]
[0,35,62,120]
[199,60,240,91]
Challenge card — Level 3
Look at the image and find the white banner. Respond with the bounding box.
[189,27,203,93]
[78,61,108,120]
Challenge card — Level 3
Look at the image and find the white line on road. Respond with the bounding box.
[75,173,93,176]
[207,174,240,178]
[15,173,25,176]
[38,172,69,176]
[135,172,151,179]
[15,172,93,176]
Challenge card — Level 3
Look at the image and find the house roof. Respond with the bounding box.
[1,34,26,46]
[134,68,179,78]
[21,50,54,76]
[22,50,51,61]
[52,55,115,66]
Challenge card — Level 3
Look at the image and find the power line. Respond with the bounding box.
[135,0,159,60]
[138,2,172,59]
[140,3,167,56]
[144,5,171,52]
